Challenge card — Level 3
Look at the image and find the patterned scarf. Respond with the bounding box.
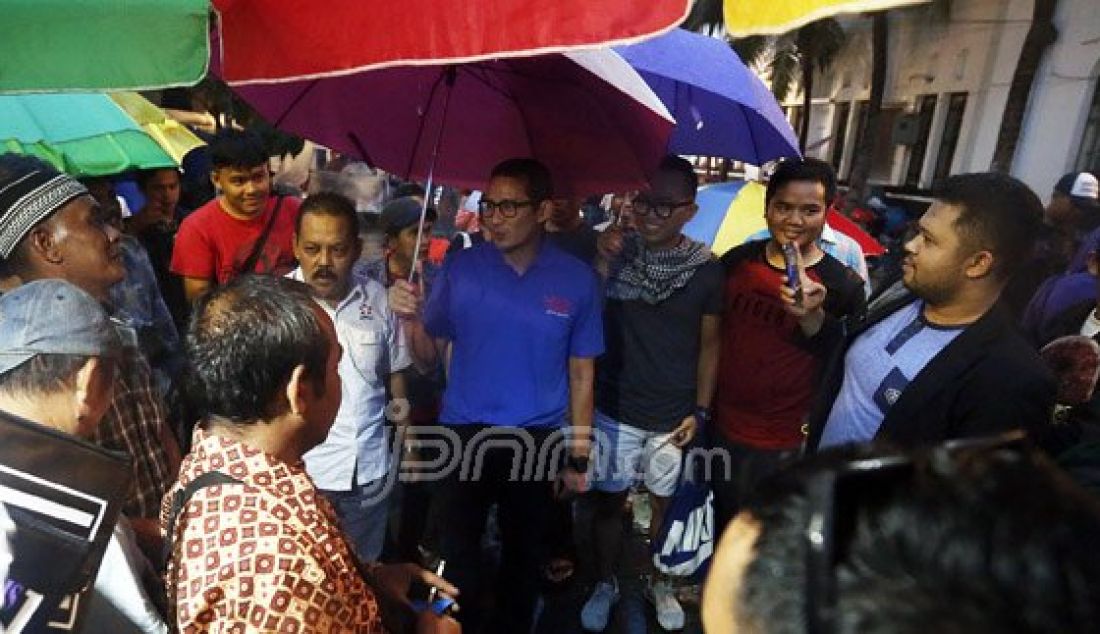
[607,233,713,304]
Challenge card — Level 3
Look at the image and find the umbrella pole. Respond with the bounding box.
[409,67,457,283]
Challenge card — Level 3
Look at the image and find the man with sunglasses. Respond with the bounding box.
[711,159,866,531]
[808,173,1055,451]
[388,157,603,634]
[581,156,722,631]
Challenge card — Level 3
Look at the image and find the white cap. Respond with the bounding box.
[1070,173,1099,200]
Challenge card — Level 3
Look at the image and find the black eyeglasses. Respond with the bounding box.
[478,198,534,218]
[631,197,693,219]
[803,430,1028,634]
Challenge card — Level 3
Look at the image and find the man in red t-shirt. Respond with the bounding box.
[171,130,301,302]
[713,159,865,530]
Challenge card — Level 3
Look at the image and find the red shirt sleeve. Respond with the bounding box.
[170,213,216,280]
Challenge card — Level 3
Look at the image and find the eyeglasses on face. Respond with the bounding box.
[478,199,534,218]
[631,197,693,219]
[803,430,1028,634]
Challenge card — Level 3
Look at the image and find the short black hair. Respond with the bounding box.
[933,172,1043,279]
[490,158,553,203]
[296,192,360,241]
[208,129,268,170]
[0,354,91,398]
[737,445,1100,634]
[135,167,180,191]
[394,183,426,200]
[766,158,838,208]
[185,275,330,424]
[658,155,699,199]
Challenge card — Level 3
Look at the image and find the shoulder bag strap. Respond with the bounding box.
[236,196,285,277]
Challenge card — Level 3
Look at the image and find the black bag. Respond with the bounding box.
[0,409,132,596]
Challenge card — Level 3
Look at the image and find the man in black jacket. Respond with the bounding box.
[800,172,1056,450]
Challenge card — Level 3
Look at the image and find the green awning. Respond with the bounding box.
[0,0,209,93]
[0,93,178,177]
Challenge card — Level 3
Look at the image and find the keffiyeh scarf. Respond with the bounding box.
[607,233,712,304]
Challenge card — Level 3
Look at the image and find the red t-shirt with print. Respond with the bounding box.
[170,196,301,285]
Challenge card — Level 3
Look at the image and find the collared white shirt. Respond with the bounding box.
[289,268,412,489]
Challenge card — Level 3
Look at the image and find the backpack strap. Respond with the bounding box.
[163,471,242,632]
[162,471,242,565]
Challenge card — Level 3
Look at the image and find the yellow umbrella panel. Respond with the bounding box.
[109,92,205,165]
[724,0,929,37]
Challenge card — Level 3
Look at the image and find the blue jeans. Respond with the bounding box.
[321,477,391,562]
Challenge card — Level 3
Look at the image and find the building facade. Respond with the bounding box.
[783,0,1099,199]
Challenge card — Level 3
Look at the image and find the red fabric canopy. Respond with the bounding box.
[827,209,886,257]
[213,0,692,85]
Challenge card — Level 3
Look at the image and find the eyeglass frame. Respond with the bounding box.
[478,198,537,219]
[803,429,1028,634]
[631,196,694,219]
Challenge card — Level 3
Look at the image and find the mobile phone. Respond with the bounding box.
[781,242,803,305]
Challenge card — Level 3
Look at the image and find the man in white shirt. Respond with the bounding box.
[290,192,412,561]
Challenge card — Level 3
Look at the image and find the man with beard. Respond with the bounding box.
[289,192,413,562]
[0,153,179,556]
[810,173,1056,450]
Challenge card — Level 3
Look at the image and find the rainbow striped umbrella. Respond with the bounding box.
[723,0,929,37]
[684,179,886,256]
[683,180,767,255]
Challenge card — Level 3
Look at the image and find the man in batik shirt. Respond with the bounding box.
[164,276,457,632]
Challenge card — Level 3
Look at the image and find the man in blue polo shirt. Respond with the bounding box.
[389,158,603,633]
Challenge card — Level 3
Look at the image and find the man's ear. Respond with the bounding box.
[536,199,554,224]
[26,224,63,266]
[209,169,221,193]
[1088,251,1100,277]
[72,357,111,433]
[965,250,995,280]
[682,202,699,224]
[285,364,309,418]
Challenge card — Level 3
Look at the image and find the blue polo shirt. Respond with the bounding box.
[424,239,604,428]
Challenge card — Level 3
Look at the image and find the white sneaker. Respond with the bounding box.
[646,577,685,631]
[581,578,620,631]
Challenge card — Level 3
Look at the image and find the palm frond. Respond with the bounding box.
[770,45,801,102]
[729,35,770,66]
[681,0,724,32]
[797,18,847,72]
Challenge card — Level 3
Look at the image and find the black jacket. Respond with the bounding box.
[806,292,1057,450]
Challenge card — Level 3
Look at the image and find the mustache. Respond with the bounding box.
[312,268,338,280]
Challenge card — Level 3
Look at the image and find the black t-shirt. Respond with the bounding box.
[596,259,725,432]
[548,225,599,266]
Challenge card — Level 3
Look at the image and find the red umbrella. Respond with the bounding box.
[827,209,886,257]
[213,0,692,84]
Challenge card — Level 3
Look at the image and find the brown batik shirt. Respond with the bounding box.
[161,429,383,633]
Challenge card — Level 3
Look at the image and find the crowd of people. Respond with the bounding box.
[1,127,1099,634]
